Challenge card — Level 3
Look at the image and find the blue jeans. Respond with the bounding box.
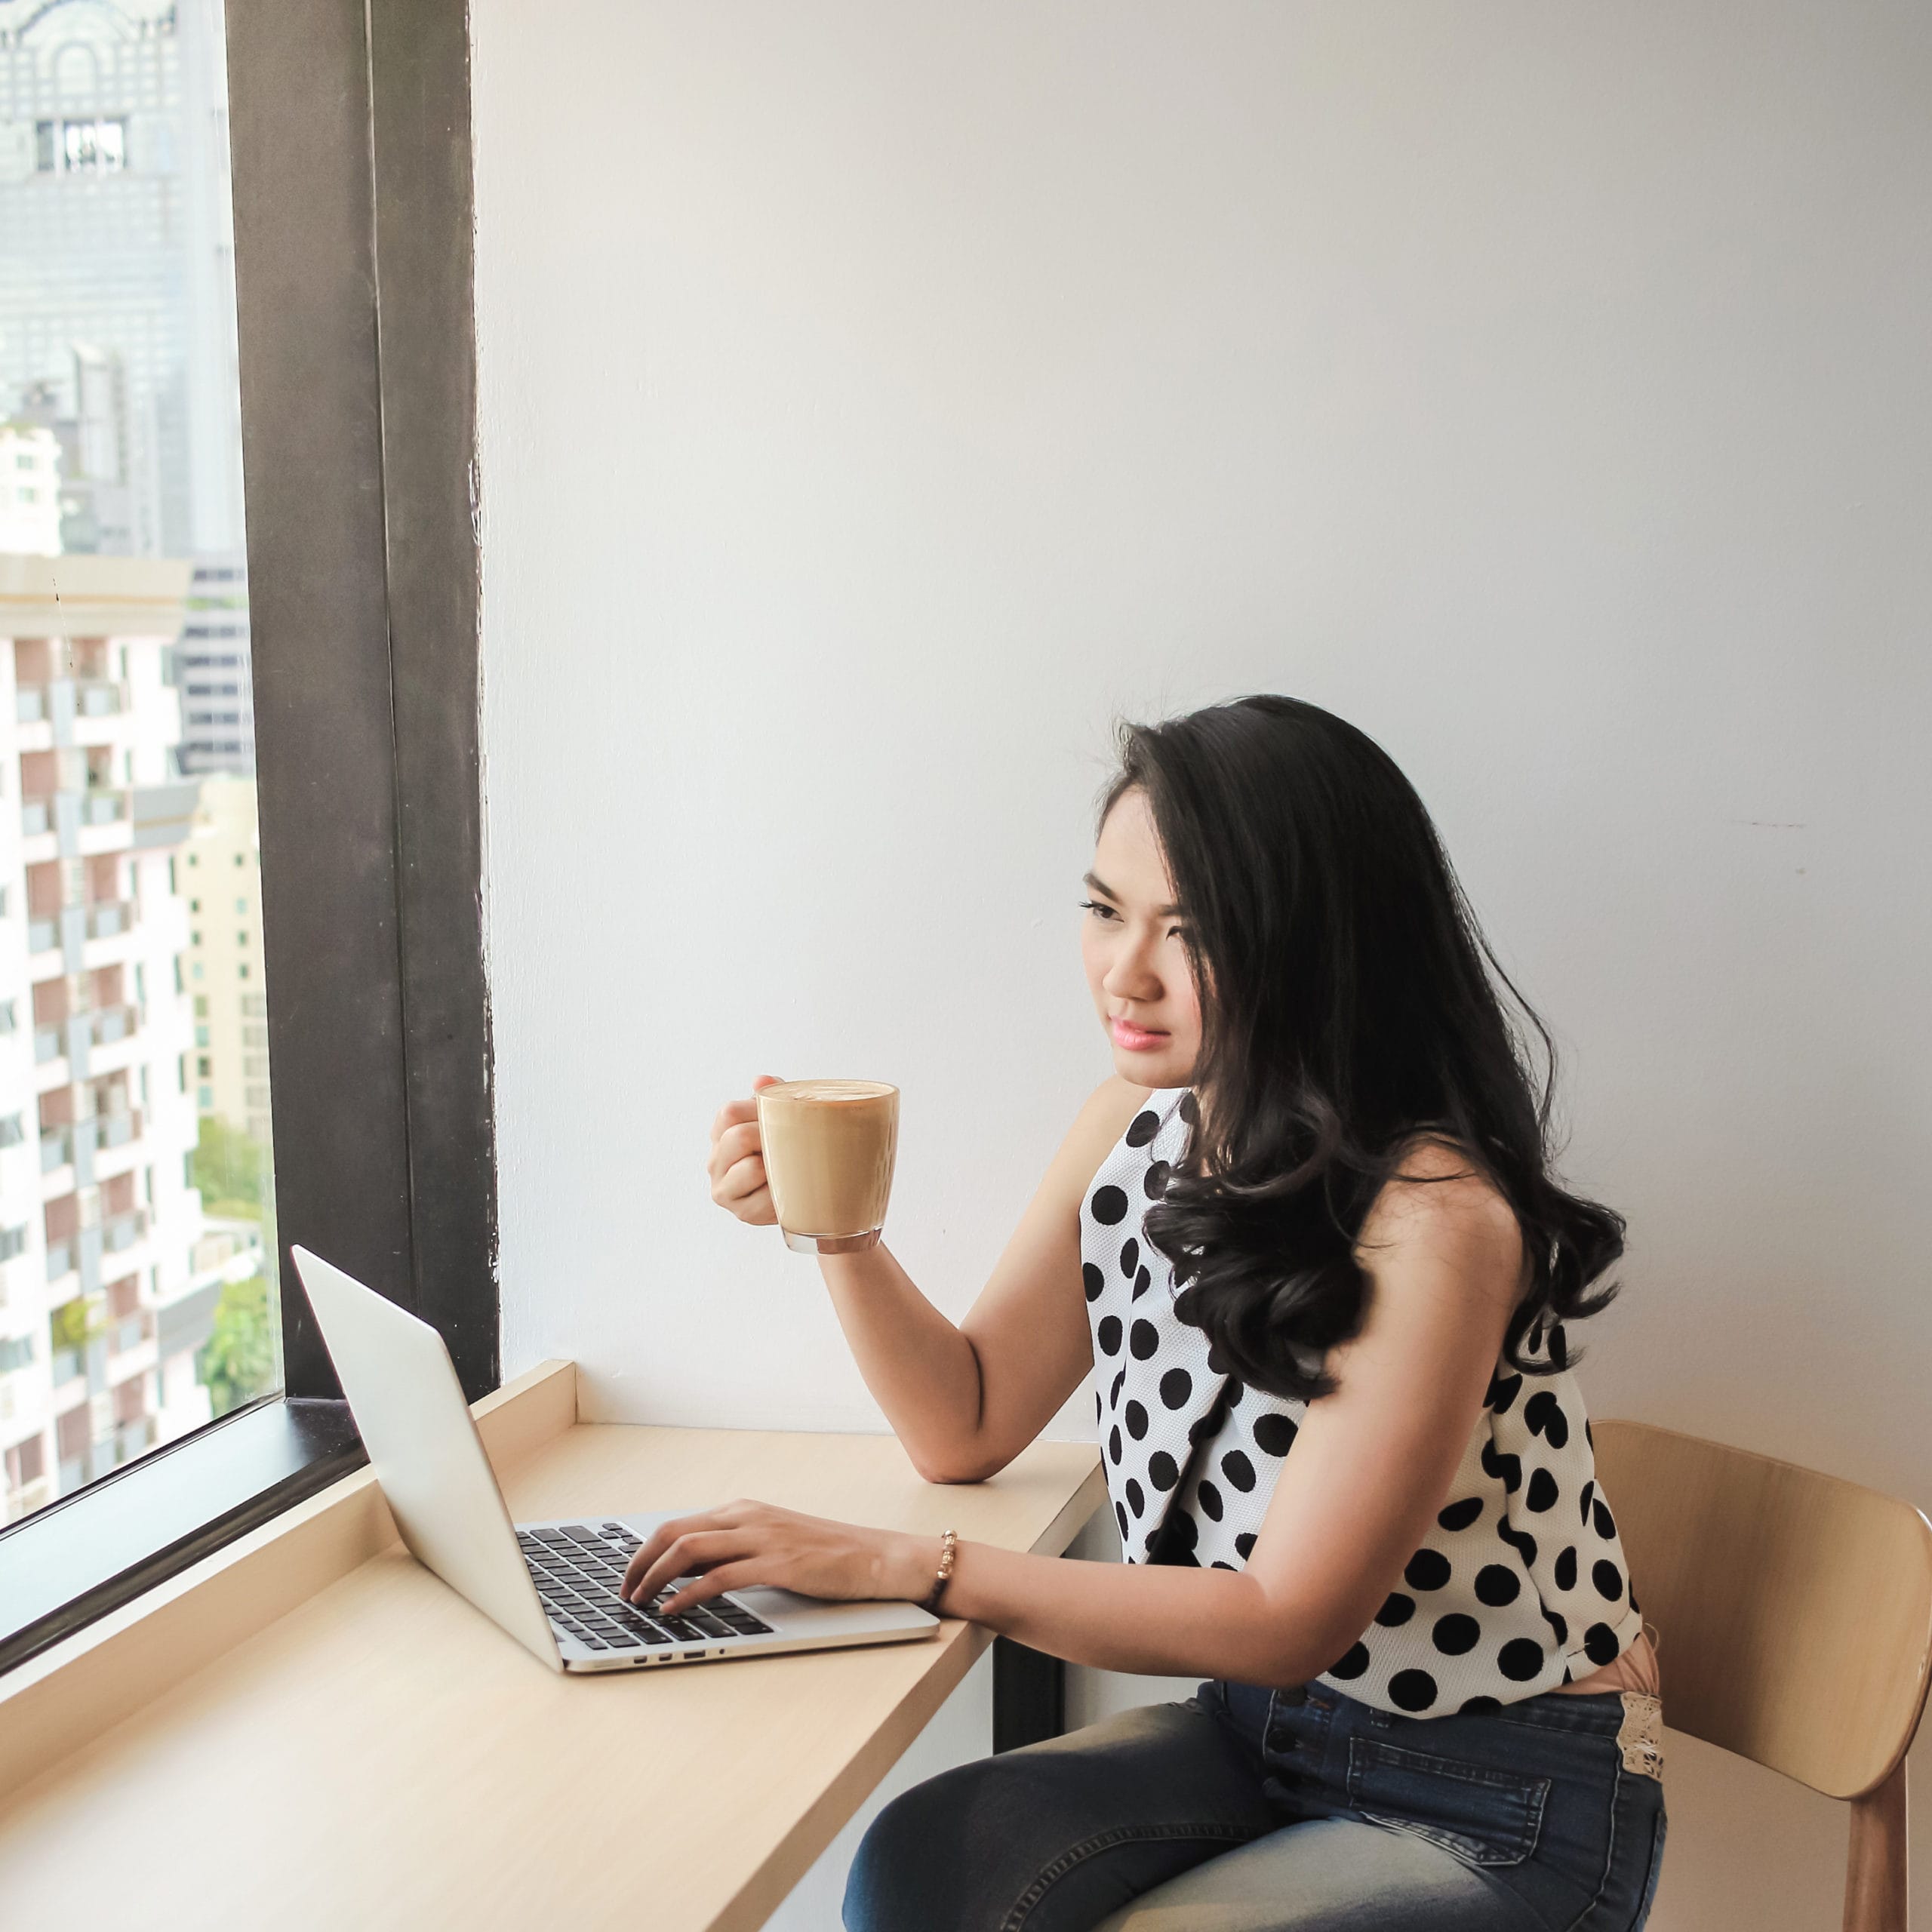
[844,1677,1667,1931]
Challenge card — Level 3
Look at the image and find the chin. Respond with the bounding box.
[1115,1050,1192,1087]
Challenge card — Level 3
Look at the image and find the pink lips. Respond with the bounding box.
[1109,1017,1168,1053]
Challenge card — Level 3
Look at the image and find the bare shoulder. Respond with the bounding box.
[1047,1076,1152,1193]
[1358,1134,1524,1293]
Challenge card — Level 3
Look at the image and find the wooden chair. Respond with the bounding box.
[1594,1421,1932,1932]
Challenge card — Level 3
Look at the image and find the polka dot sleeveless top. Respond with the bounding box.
[1083,1086,1646,1718]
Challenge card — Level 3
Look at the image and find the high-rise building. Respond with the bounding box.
[0,422,60,555]
[0,0,246,561]
[183,773,268,1142]
[176,555,254,775]
[0,553,254,1522]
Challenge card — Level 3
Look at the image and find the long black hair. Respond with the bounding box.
[1101,694,1623,1404]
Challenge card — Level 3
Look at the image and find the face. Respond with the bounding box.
[1080,787,1203,1088]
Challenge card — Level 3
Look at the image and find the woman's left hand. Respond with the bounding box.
[620,1498,939,1617]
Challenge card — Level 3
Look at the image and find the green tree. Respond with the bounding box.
[197,1272,277,1417]
[192,1115,266,1221]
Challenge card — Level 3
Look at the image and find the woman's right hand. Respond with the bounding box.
[708,1075,783,1225]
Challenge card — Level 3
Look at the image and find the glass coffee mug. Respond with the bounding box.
[755,1079,900,1254]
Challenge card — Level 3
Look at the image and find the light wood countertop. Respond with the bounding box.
[0,1362,1105,1931]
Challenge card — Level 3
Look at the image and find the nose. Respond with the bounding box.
[1101,926,1165,1005]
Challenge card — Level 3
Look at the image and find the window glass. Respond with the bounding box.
[2,0,280,1527]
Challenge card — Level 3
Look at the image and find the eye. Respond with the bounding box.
[1078,898,1119,921]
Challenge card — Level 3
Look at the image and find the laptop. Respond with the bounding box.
[291,1246,940,1673]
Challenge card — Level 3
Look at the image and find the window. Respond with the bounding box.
[0,1115,22,1149]
[0,1228,27,1263]
[1,1336,35,1374]
[34,116,128,175]
[0,1001,14,1034]
[0,0,491,1682]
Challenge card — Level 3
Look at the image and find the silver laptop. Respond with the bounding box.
[292,1246,938,1673]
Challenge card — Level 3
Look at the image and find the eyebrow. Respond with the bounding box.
[1084,871,1185,918]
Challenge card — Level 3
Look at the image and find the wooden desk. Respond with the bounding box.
[0,1363,1104,1931]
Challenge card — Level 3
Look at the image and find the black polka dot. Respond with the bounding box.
[1234,1532,1257,1560]
[1090,1186,1128,1226]
[1179,1091,1199,1125]
[1592,1559,1624,1602]
[1133,1266,1151,1299]
[1481,1441,1522,1492]
[1082,1263,1103,1303]
[1124,1478,1145,1518]
[1211,1559,1237,1571]
[1327,1641,1371,1680]
[1432,1614,1480,1657]
[1578,1480,1595,1526]
[1143,1161,1171,1199]
[1167,1510,1198,1552]
[1118,1237,1140,1277]
[1107,1425,1121,1465]
[1226,1380,1244,1406]
[1187,1411,1218,1444]
[1497,1521,1537,1568]
[1554,1546,1577,1592]
[1220,1450,1257,1493]
[1438,1496,1484,1532]
[1524,1389,1570,1448]
[1548,1322,1568,1368]
[1543,1607,1568,1647]
[1204,1341,1229,1377]
[1125,1110,1161,1148]
[1114,1501,1128,1541]
[1526,1468,1559,1513]
[1497,1638,1545,1682]
[1096,1315,1122,1357]
[1404,1549,1451,1591]
[1129,1319,1160,1360]
[1376,1592,1416,1627]
[1474,1564,1521,1607]
[1486,1371,1523,1414]
[1148,1450,1180,1491]
[1197,1479,1224,1521]
[1585,1417,1595,1450]
[1592,1499,1617,1540]
[1109,1367,1126,1407]
[1460,1696,1502,1715]
[1583,1622,1622,1666]
[1253,1412,1299,1457]
[1094,1390,1101,1423]
[1158,1367,1193,1409]
[1389,1669,1438,1712]
[1124,1399,1149,1441]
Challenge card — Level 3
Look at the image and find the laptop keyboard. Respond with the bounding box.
[517,1521,776,1656]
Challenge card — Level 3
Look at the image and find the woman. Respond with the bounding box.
[621,695,1666,1930]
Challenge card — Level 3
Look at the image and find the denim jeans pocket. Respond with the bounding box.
[1345,1737,1552,1869]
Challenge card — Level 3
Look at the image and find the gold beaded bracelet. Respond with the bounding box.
[921,1527,958,1615]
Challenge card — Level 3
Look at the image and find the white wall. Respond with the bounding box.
[472,6,1931,1926]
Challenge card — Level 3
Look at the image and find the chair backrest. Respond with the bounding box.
[1592,1420,1932,1799]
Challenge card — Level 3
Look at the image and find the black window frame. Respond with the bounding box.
[0,0,493,1679]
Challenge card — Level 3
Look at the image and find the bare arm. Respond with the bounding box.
[646,1146,1526,1684]
[707,1074,1146,1482]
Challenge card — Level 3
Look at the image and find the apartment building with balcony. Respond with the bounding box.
[183,772,269,1144]
[0,552,244,1521]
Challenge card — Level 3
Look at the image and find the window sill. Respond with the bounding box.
[0,1395,366,1679]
